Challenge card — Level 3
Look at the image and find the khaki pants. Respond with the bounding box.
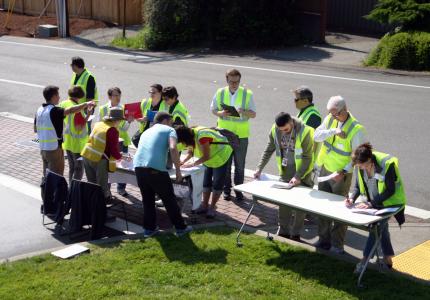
[278,165,313,236]
[317,166,352,248]
[83,158,110,198]
[41,148,65,177]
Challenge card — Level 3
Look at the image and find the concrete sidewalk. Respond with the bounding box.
[1,114,429,271]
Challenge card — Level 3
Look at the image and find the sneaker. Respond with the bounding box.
[143,227,159,238]
[330,246,345,255]
[117,189,129,197]
[313,240,331,250]
[176,225,193,237]
[155,199,164,207]
[193,205,208,214]
[206,208,216,219]
[354,261,365,274]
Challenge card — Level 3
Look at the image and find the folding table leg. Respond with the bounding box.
[357,223,382,287]
[236,197,256,247]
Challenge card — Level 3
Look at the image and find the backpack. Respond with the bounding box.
[209,127,240,152]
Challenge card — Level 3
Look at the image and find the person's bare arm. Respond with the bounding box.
[169,136,182,182]
[64,101,95,116]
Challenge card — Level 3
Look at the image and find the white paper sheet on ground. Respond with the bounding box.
[51,244,89,259]
[317,172,338,182]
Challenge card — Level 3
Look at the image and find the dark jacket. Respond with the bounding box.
[67,180,106,239]
[41,171,68,224]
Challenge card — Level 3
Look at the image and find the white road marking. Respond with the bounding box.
[0,40,150,58]
[0,112,34,123]
[180,60,430,89]
[0,78,44,88]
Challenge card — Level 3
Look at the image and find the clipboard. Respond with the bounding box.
[221,103,240,117]
[124,102,142,119]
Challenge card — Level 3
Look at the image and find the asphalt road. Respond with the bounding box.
[0,36,429,210]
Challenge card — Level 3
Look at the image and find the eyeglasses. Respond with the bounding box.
[331,109,344,117]
[294,98,304,102]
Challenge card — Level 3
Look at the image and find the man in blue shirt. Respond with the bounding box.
[133,112,192,237]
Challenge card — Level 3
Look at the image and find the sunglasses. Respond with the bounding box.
[294,98,305,102]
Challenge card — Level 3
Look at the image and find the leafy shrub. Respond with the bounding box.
[365,31,430,71]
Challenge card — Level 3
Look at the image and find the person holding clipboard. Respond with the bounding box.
[210,69,257,202]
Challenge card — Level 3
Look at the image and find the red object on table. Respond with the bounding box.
[124,102,142,119]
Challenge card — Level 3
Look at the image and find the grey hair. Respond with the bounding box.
[327,95,346,111]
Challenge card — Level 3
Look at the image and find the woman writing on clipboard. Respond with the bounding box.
[345,143,407,273]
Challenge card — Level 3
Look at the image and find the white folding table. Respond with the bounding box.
[234,180,401,287]
[109,165,205,210]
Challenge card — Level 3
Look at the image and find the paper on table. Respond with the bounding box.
[51,244,89,259]
[257,173,273,181]
[317,172,338,182]
[350,206,399,216]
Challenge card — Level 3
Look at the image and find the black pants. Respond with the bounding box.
[135,167,186,231]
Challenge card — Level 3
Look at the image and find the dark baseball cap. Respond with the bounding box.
[292,85,313,100]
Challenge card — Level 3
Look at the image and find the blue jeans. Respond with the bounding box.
[363,219,394,258]
[117,144,128,191]
[203,160,230,196]
[224,138,248,197]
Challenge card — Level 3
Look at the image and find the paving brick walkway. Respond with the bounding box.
[0,116,278,231]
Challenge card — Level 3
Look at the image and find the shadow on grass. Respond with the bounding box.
[265,242,430,299]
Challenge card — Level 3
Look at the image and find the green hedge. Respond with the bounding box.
[365,31,430,71]
[140,0,297,50]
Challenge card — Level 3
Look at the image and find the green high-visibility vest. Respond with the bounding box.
[171,101,190,126]
[316,113,365,173]
[192,126,233,168]
[59,99,89,153]
[99,103,131,147]
[215,86,252,138]
[70,68,99,103]
[139,98,168,133]
[271,123,314,177]
[356,151,407,207]
[297,105,321,125]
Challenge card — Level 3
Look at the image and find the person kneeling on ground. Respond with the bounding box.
[254,112,315,242]
[345,143,406,274]
[133,112,192,238]
[175,125,233,219]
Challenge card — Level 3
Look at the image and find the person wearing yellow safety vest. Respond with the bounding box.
[254,112,315,242]
[35,85,95,180]
[133,84,168,147]
[70,56,99,132]
[314,95,367,254]
[59,86,95,184]
[81,107,125,200]
[99,87,133,196]
[210,69,256,202]
[293,86,321,129]
[162,86,190,126]
[176,125,233,218]
[345,143,406,274]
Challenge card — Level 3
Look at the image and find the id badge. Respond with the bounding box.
[282,157,288,167]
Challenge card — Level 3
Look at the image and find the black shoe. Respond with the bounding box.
[235,194,244,202]
[117,190,129,197]
[223,194,232,201]
[313,240,331,250]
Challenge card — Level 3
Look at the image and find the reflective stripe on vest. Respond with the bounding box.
[60,99,89,153]
[172,101,190,126]
[215,86,252,138]
[356,151,407,207]
[297,105,321,124]
[70,68,99,103]
[271,123,314,177]
[36,105,59,151]
[139,98,168,132]
[81,121,117,172]
[316,114,364,173]
[192,126,232,168]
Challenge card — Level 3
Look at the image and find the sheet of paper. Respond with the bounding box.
[317,172,338,182]
[257,173,273,181]
[51,244,89,259]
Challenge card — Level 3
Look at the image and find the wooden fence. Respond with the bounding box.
[0,0,143,25]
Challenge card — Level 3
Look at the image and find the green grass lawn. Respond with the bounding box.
[0,227,428,299]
